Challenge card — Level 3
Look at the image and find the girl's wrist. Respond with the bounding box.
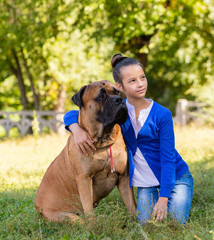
[68,123,79,133]
[159,197,169,202]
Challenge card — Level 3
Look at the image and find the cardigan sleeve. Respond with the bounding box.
[63,110,79,131]
[159,109,176,198]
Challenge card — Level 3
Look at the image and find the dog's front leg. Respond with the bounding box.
[76,175,94,216]
[117,174,136,215]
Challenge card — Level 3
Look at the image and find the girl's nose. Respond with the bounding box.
[136,78,143,87]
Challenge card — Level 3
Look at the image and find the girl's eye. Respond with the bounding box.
[129,79,135,83]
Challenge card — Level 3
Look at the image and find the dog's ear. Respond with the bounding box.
[71,85,87,108]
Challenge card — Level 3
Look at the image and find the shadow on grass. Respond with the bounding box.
[190,155,214,203]
[188,155,214,234]
[0,187,139,239]
[1,154,214,239]
[0,188,87,239]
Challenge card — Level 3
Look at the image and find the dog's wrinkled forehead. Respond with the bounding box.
[71,80,119,108]
[83,81,119,102]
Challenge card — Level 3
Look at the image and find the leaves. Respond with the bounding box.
[0,0,214,117]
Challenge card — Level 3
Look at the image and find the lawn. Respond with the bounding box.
[0,126,214,240]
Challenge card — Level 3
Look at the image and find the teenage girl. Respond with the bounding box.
[63,54,194,225]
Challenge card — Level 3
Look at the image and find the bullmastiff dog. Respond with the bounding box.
[35,80,136,223]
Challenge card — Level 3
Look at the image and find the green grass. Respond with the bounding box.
[0,127,214,240]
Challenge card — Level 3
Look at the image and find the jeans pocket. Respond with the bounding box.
[184,169,192,178]
[177,170,193,187]
[185,170,194,187]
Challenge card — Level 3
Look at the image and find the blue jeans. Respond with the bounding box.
[136,170,193,224]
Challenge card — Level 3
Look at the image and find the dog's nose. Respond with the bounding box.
[113,96,123,104]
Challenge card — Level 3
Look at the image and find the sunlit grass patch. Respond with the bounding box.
[1,127,214,239]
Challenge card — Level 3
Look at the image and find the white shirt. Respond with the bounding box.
[126,100,160,187]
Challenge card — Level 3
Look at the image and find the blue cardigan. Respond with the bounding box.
[63,101,189,198]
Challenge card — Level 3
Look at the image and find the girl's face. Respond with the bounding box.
[116,64,148,100]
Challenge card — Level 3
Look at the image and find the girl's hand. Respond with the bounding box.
[152,197,168,222]
[68,123,96,155]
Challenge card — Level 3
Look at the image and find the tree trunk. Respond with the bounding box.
[7,49,29,110]
[55,84,66,135]
[136,53,148,68]
[55,84,66,112]
[119,34,155,68]
[20,47,40,110]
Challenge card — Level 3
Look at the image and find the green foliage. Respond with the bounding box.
[43,28,114,110]
[0,75,21,110]
[69,0,214,114]
[146,0,214,111]
[0,127,214,239]
[0,0,214,120]
[0,0,73,110]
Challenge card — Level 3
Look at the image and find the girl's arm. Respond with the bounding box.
[63,110,96,155]
[159,109,176,198]
[63,110,79,131]
[152,109,176,221]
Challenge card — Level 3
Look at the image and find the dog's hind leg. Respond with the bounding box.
[43,210,84,224]
[59,212,84,224]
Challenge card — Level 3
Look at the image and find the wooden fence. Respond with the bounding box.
[0,111,65,137]
[0,100,204,137]
[173,99,203,126]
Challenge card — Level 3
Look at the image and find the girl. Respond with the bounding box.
[63,54,193,225]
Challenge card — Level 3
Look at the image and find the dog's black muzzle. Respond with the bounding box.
[97,95,128,127]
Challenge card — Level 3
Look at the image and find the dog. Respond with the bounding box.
[35,80,136,223]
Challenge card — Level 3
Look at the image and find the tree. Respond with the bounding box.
[69,0,214,112]
[1,0,213,116]
[43,27,115,111]
[0,0,72,110]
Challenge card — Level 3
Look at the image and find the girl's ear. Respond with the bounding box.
[116,82,124,92]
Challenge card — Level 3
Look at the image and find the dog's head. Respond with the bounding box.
[72,80,128,130]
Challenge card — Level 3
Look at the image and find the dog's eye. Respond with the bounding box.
[113,88,120,95]
[99,94,105,100]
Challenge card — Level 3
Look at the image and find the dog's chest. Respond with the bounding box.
[91,145,127,175]
[91,148,126,201]
[92,168,118,200]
